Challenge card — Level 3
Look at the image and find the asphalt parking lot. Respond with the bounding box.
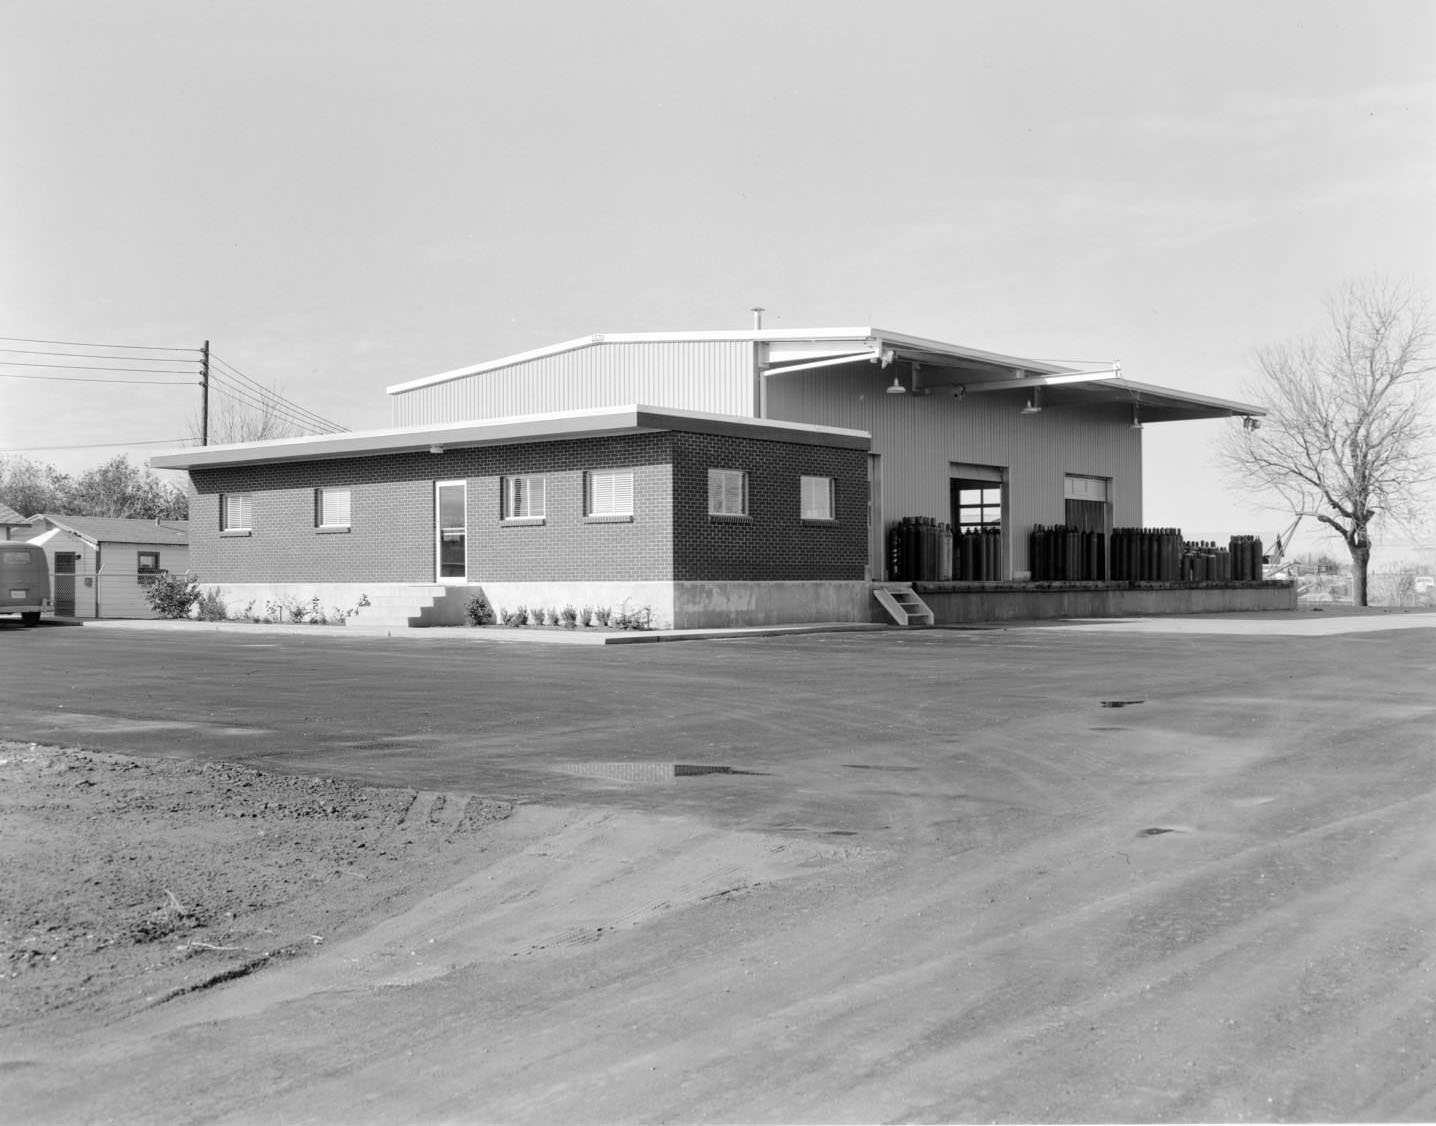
[2,614,1434,1122]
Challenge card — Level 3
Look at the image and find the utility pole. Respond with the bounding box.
[200,339,210,446]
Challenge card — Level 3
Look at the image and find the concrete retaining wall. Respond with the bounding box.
[914,580,1297,623]
[673,580,871,628]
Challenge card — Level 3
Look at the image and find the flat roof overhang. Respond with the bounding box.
[147,405,871,471]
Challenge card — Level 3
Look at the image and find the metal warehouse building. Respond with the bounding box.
[152,325,1294,629]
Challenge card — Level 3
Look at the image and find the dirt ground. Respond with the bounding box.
[0,740,513,1037]
[2,618,1434,1124]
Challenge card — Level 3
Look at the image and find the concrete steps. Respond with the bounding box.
[872,583,934,627]
[349,585,466,629]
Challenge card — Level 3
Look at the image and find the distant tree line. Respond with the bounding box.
[0,454,188,521]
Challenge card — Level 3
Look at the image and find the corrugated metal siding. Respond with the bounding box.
[392,341,754,425]
[766,363,1143,575]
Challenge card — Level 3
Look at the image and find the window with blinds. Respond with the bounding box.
[708,468,747,516]
[220,493,252,531]
[587,470,634,516]
[800,475,834,520]
[315,486,352,528]
[502,475,546,520]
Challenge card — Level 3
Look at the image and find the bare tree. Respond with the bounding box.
[191,384,303,445]
[1221,278,1434,605]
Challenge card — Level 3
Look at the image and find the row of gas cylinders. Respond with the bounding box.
[1028,525,1107,581]
[886,517,1002,582]
[888,519,1269,584]
[1109,528,1267,582]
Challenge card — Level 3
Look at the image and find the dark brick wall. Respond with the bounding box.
[188,433,675,583]
[671,433,868,581]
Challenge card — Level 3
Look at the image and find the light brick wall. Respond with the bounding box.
[188,434,674,584]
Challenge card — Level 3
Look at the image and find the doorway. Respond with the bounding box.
[435,480,467,583]
[949,463,1006,580]
[54,551,77,616]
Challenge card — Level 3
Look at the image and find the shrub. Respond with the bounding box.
[544,606,562,626]
[594,606,613,627]
[144,571,201,619]
[579,605,594,627]
[560,604,578,629]
[614,603,654,631]
[464,593,495,626]
[194,587,227,622]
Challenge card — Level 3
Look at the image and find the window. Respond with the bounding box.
[954,485,1002,534]
[708,469,747,516]
[800,475,834,520]
[220,493,252,532]
[137,551,162,585]
[502,475,546,520]
[587,470,634,517]
[315,486,352,528]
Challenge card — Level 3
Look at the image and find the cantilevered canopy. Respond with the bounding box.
[763,328,1263,422]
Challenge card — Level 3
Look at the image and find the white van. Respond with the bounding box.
[1,543,52,625]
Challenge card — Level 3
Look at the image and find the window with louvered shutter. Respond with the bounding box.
[316,487,352,527]
[587,470,633,516]
[800,476,834,520]
[708,469,747,516]
[221,493,252,531]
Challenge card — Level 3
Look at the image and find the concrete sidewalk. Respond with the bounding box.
[62,607,1436,643]
[67,617,895,644]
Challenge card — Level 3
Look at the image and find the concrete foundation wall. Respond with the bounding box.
[673,580,871,628]
[915,580,1298,623]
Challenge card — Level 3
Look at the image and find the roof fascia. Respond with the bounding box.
[1099,379,1266,418]
[31,515,97,547]
[149,405,870,470]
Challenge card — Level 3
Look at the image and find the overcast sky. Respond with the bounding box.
[3,0,1433,551]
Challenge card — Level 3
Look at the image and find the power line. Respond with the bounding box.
[0,334,199,352]
[0,371,197,386]
[209,353,347,430]
[0,438,189,453]
[209,352,348,432]
[0,346,199,363]
[0,360,200,377]
[207,380,347,434]
[209,369,345,433]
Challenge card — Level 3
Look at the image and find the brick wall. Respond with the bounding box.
[671,433,868,581]
[188,433,674,584]
[185,428,867,587]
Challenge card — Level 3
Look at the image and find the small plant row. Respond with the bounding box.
[464,593,652,631]
[142,571,370,626]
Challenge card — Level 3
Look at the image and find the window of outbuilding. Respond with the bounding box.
[708,469,747,517]
[137,551,162,585]
[220,493,252,533]
[315,486,352,529]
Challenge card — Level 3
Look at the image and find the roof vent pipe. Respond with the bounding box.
[750,307,765,330]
